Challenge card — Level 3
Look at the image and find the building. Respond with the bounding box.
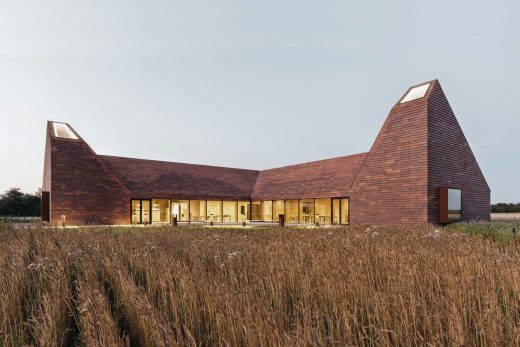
[41,80,490,226]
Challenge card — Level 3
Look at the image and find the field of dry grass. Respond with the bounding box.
[0,223,519,346]
[492,212,520,221]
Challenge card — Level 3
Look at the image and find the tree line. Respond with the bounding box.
[0,188,41,217]
[491,203,520,213]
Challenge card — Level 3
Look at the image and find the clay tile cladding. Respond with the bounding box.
[99,153,368,201]
[99,155,260,200]
[250,153,368,200]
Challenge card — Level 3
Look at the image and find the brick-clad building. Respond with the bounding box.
[42,80,490,226]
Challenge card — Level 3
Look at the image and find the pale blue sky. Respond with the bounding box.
[1,1,518,202]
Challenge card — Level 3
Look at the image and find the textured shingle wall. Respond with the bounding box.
[349,94,430,225]
[100,155,259,200]
[47,122,130,225]
[251,153,367,200]
[427,82,490,222]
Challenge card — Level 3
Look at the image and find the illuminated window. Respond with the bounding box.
[223,201,237,222]
[340,198,349,225]
[400,83,431,103]
[332,199,340,224]
[315,198,331,224]
[152,199,170,223]
[286,200,298,223]
[273,200,284,222]
[207,201,222,222]
[190,200,206,222]
[262,201,273,221]
[251,201,262,220]
[53,122,78,139]
[299,199,315,224]
[238,201,250,222]
[131,200,141,224]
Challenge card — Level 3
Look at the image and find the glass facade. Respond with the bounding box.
[152,199,170,223]
[238,201,250,222]
[262,201,273,221]
[141,200,151,224]
[315,198,331,225]
[273,200,284,222]
[251,201,262,220]
[131,199,141,224]
[130,197,349,225]
[189,200,206,222]
[207,201,222,222]
[223,201,237,222]
[299,199,315,224]
[332,199,340,224]
[286,200,298,223]
[340,198,348,225]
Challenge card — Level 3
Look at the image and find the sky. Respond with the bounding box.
[0,1,519,203]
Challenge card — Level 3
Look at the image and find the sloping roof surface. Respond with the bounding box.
[99,153,367,200]
[251,153,368,200]
[100,152,368,200]
[100,155,259,200]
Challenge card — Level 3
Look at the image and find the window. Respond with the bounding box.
[53,122,78,139]
[315,198,331,224]
[262,201,273,221]
[223,201,237,222]
[141,200,151,224]
[273,200,284,222]
[131,200,141,224]
[189,200,206,222]
[400,83,431,103]
[340,198,349,225]
[251,201,262,220]
[448,189,462,222]
[207,201,222,222]
[152,199,170,223]
[286,200,298,223]
[299,199,315,224]
[238,201,250,222]
[332,199,340,224]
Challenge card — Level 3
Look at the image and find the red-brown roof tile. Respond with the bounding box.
[251,153,368,200]
[100,155,259,200]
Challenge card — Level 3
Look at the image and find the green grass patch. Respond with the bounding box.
[445,222,519,246]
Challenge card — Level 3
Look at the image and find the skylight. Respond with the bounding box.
[53,122,78,139]
[400,83,431,103]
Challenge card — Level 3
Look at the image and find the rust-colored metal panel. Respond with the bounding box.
[438,187,448,224]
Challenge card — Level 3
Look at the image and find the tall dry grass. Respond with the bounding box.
[0,225,519,346]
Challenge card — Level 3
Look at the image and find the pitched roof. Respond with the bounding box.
[99,152,367,201]
[100,155,259,200]
[251,153,368,200]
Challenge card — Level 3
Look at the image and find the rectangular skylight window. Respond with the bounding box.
[53,122,78,139]
[400,83,431,103]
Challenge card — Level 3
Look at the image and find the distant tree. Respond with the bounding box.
[0,188,41,217]
[491,203,520,213]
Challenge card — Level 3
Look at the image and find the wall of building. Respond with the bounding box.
[349,96,430,225]
[46,122,130,225]
[426,83,490,222]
